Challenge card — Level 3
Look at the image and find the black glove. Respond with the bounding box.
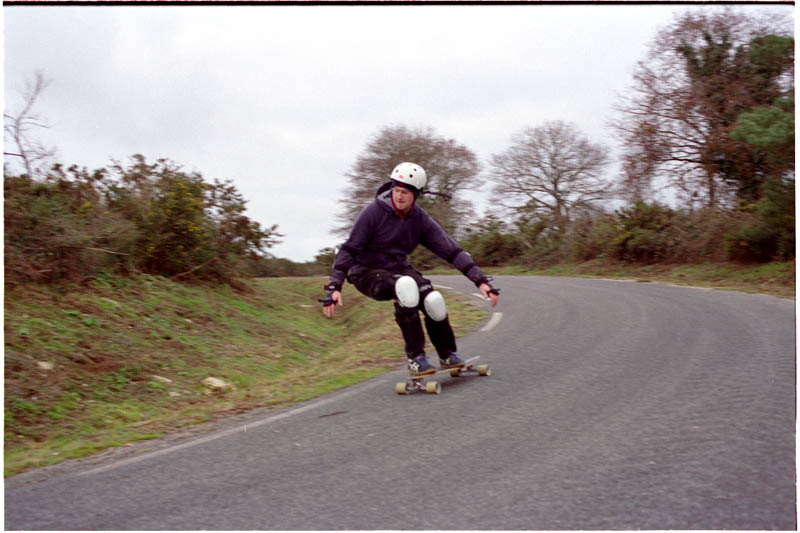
[478,276,501,295]
[318,283,340,306]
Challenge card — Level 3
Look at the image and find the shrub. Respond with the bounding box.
[567,213,618,262]
[724,176,795,262]
[459,214,524,266]
[609,202,683,263]
[4,173,138,284]
[4,155,282,286]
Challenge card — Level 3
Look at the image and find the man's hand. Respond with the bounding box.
[323,290,343,318]
[478,283,499,307]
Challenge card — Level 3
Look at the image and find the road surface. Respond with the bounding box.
[5,275,796,530]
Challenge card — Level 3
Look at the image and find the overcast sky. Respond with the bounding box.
[4,4,793,261]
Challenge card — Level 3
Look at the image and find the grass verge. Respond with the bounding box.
[480,260,795,300]
[4,275,486,476]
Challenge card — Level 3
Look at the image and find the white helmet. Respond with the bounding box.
[391,162,427,192]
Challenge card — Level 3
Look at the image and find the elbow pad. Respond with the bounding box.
[452,249,485,284]
[451,249,477,274]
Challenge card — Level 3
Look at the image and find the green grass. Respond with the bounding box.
[479,260,795,299]
[4,275,486,476]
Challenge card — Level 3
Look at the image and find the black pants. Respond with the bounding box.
[349,266,457,359]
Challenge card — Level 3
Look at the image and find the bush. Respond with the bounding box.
[608,202,682,263]
[565,204,748,265]
[724,176,794,262]
[4,172,138,284]
[459,214,524,267]
[4,155,282,286]
[671,208,732,262]
[456,196,794,269]
[567,213,618,262]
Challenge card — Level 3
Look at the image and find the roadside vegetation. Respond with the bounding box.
[484,261,795,300]
[4,275,486,476]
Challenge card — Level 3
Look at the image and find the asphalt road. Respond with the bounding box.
[5,275,796,530]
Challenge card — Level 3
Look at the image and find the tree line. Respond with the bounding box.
[335,10,793,270]
[4,9,793,286]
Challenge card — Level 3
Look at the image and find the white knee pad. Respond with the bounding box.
[423,290,447,321]
[395,276,420,308]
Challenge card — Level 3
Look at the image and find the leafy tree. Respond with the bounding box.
[731,95,794,179]
[336,124,481,237]
[679,32,793,202]
[611,10,793,207]
[725,73,794,261]
[489,120,611,235]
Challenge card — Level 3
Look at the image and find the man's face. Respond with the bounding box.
[392,185,415,213]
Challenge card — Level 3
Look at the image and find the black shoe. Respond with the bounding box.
[408,355,435,376]
[439,353,465,369]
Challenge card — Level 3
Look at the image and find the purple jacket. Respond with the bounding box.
[328,183,485,290]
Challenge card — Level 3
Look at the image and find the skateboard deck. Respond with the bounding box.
[395,356,491,395]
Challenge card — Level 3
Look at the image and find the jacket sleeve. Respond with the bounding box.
[420,214,486,287]
[328,205,375,290]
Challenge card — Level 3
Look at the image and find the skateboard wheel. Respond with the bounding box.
[425,381,441,394]
[477,364,491,376]
[395,382,409,395]
[449,369,462,377]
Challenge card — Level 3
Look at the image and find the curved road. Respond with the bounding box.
[5,276,796,530]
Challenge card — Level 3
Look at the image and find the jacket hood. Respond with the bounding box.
[375,181,393,198]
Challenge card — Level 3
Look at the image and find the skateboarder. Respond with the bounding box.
[321,162,499,376]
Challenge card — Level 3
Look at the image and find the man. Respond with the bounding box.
[321,162,500,376]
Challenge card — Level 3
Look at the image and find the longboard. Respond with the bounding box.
[395,356,491,395]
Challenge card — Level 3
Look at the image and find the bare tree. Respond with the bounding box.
[4,71,58,178]
[489,120,611,234]
[336,124,481,237]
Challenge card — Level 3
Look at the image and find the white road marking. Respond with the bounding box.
[433,284,453,290]
[481,312,503,332]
